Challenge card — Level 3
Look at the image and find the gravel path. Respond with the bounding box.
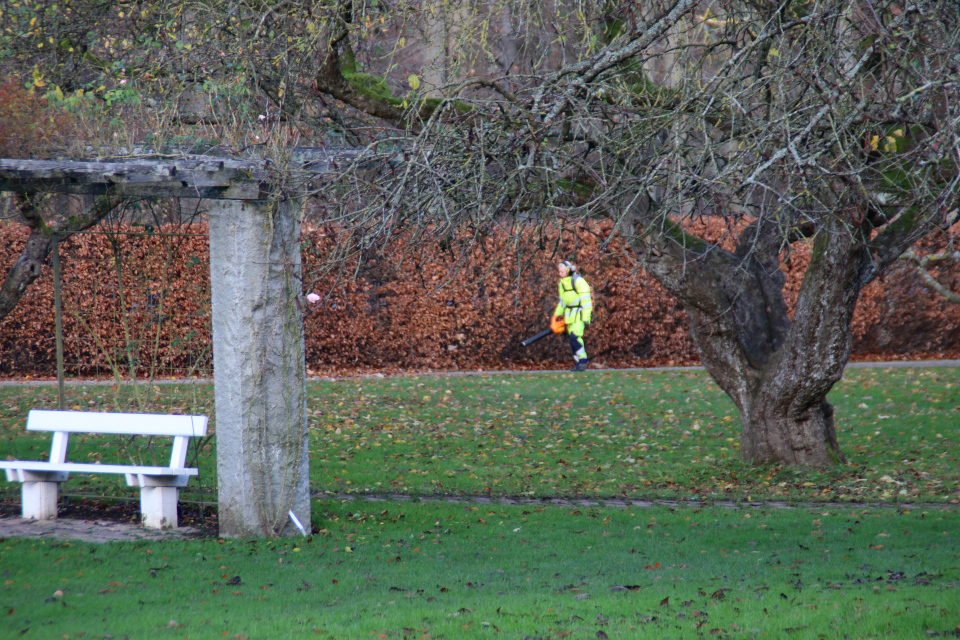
[0,516,202,542]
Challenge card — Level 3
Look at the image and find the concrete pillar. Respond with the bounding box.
[22,481,59,520]
[208,198,310,538]
[141,486,179,529]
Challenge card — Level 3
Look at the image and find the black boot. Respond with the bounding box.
[571,360,588,372]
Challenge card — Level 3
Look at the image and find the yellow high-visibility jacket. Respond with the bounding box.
[554,274,593,337]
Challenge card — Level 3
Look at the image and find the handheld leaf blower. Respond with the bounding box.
[522,315,566,347]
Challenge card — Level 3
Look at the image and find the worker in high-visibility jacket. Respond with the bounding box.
[553,261,593,372]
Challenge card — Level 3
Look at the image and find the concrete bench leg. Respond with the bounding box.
[140,486,179,529]
[22,481,59,520]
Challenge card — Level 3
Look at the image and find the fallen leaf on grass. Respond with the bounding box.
[660,597,669,606]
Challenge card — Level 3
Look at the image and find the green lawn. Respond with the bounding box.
[2,500,958,639]
[1,367,957,504]
[2,367,959,638]
[304,367,960,503]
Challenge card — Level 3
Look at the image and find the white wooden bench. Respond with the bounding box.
[0,410,208,529]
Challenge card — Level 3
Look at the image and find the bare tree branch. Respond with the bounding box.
[0,195,123,322]
[901,248,960,303]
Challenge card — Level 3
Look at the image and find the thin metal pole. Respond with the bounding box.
[51,233,65,410]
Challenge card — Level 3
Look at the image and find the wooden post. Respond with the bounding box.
[51,234,65,410]
[207,197,310,538]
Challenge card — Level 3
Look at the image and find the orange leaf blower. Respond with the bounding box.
[521,315,566,347]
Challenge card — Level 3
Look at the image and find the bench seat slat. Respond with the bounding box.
[0,461,198,475]
[26,410,208,437]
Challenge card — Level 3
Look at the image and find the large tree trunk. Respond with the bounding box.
[644,216,868,467]
[688,301,845,467]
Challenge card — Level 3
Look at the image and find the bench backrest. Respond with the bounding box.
[26,410,208,469]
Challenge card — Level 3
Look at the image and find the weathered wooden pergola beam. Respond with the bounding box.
[0,158,267,199]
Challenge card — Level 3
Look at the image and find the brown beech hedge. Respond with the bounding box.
[1,219,958,379]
